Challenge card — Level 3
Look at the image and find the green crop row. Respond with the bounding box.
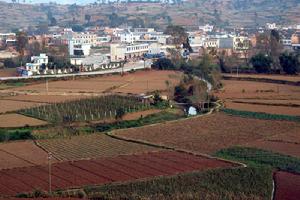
[83,167,272,200]
[215,147,300,173]
[222,108,300,122]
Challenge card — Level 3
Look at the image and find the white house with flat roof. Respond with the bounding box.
[110,43,150,62]
[24,53,48,75]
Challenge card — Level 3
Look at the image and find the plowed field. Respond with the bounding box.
[274,171,300,200]
[37,134,161,161]
[215,80,300,115]
[0,151,235,196]
[5,70,181,95]
[0,141,58,170]
[114,113,300,154]
[0,114,47,128]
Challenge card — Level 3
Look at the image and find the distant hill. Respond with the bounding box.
[0,0,299,32]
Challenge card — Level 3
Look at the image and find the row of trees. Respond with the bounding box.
[3,31,69,69]
[249,30,299,74]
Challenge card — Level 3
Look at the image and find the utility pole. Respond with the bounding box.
[48,152,52,196]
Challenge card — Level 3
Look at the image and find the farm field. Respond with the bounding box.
[215,80,300,116]
[0,114,47,128]
[245,130,300,158]
[223,73,300,83]
[0,141,57,170]
[122,109,161,121]
[225,102,300,116]
[37,134,162,161]
[85,167,272,200]
[4,70,181,95]
[2,94,88,103]
[20,95,148,123]
[0,99,45,114]
[274,171,300,200]
[114,112,300,154]
[0,68,17,77]
[216,80,300,100]
[0,151,235,196]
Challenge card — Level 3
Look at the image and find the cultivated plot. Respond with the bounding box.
[37,134,162,161]
[0,114,47,128]
[0,151,235,196]
[274,171,300,200]
[0,141,57,170]
[114,113,300,154]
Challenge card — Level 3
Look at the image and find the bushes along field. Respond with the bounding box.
[85,167,273,200]
[222,108,300,122]
[215,147,300,173]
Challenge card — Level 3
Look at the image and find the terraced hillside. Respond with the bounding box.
[0,0,300,31]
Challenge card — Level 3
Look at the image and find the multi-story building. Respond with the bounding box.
[233,36,250,51]
[110,43,149,62]
[204,38,219,48]
[21,53,48,76]
[291,32,300,50]
[0,33,16,46]
[199,24,214,33]
[266,23,277,30]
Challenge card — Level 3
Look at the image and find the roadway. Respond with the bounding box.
[0,60,152,81]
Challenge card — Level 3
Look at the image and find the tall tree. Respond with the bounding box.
[16,31,28,61]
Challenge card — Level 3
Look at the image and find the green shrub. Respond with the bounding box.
[0,129,32,142]
[222,108,300,122]
[215,147,300,173]
[85,167,272,200]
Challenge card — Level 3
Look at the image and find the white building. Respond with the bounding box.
[204,38,219,48]
[0,33,16,45]
[199,24,214,33]
[110,43,150,62]
[25,53,48,74]
[68,40,91,56]
[233,36,250,51]
[266,23,277,30]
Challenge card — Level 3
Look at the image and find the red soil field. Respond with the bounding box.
[0,141,58,170]
[274,171,300,200]
[0,151,234,196]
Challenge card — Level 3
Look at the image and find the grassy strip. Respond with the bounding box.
[82,167,272,200]
[215,147,300,174]
[0,128,32,142]
[93,110,183,132]
[222,108,300,122]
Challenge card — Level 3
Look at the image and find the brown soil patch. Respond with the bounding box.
[225,102,300,116]
[215,80,300,115]
[216,80,300,100]
[114,113,300,154]
[223,73,300,82]
[6,70,181,95]
[246,139,300,158]
[122,109,161,121]
[246,129,300,158]
[274,171,300,200]
[2,94,88,103]
[0,99,45,114]
[0,68,17,77]
[0,113,47,128]
[0,140,57,170]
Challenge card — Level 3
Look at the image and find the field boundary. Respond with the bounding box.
[222,75,300,86]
